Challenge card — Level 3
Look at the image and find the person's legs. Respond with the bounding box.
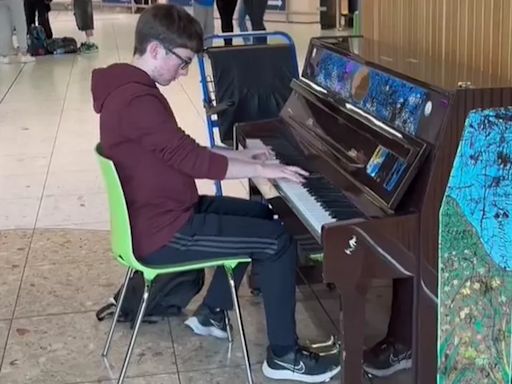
[73,0,97,52]
[216,0,237,45]
[193,2,207,32]
[363,278,413,377]
[193,2,214,43]
[7,0,35,62]
[386,278,413,345]
[8,0,28,52]
[237,1,251,44]
[144,196,341,382]
[24,0,36,29]
[0,1,16,62]
[36,1,52,39]
[244,0,267,44]
[203,5,214,41]
[145,197,296,348]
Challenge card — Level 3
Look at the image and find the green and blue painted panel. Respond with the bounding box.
[438,108,512,383]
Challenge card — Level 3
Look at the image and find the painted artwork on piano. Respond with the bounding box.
[365,145,408,192]
[438,108,512,384]
[305,45,429,136]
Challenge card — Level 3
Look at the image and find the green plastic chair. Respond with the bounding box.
[95,144,253,384]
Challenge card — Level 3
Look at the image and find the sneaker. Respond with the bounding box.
[262,346,341,383]
[0,56,13,64]
[18,53,35,63]
[79,42,99,54]
[363,338,412,377]
[184,304,230,339]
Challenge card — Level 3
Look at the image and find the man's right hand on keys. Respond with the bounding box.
[259,163,309,184]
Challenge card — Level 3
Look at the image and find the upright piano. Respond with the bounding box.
[235,36,512,383]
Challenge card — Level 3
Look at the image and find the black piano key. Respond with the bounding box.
[259,137,364,220]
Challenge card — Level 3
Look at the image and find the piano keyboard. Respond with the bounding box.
[245,138,364,240]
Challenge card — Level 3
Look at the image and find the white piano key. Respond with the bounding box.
[245,138,337,239]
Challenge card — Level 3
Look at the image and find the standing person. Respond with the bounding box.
[73,0,98,53]
[243,0,267,44]
[0,0,35,64]
[24,0,53,39]
[91,4,342,382]
[216,0,237,45]
[237,0,251,44]
[193,0,214,45]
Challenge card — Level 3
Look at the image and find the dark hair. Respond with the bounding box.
[133,4,203,56]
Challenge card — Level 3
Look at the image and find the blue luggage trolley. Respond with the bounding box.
[197,31,299,196]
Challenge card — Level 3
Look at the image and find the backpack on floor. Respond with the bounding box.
[27,25,48,56]
[47,37,78,55]
[96,270,205,327]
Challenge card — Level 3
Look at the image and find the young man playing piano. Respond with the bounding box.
[91,4,340,383]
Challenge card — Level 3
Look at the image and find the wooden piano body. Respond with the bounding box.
[236,36,512,383]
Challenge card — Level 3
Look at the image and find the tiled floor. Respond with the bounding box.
[0,9,411,384]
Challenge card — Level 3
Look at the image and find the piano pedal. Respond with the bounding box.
[302,335,341,356]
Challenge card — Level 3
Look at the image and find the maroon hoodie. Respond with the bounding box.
[92,63,228,258]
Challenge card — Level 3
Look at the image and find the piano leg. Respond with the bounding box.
[413,279,438,384]
[340,279,369,383]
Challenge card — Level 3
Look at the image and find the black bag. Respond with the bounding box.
[27,25,48,56]
[96,270,205,327]
[47,37,78,55]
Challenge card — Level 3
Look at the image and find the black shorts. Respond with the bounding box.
[73,0,94,31]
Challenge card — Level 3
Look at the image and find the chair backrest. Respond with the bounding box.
[206,43,299,145]
[95,144,142,270]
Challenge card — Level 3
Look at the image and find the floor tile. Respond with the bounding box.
[36,193,109,229]
[44,169,104,196]
[0,172,47,199]
[0,229,32,267]
[75,373,180,384]
[0,320,10,361]
[48,148,99,173]
[27,228,111,267]
[14,259,123,318]
[0,266,23,320]
[0,197,40,230]
[0,154,50,177]
[0,312,176,384]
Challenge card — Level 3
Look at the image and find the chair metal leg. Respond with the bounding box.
[225,266,253,384]
[224,310,233,344]
[117,281,151,384]
[102,268,133,357]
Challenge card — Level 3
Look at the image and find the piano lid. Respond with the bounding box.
[302,38,452,144]
[306,36,510,92]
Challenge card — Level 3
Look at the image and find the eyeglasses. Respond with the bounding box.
[165,48,192,70]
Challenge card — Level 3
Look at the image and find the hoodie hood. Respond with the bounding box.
[91,63,157,113]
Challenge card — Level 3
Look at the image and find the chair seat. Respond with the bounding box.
[140,256,252,274]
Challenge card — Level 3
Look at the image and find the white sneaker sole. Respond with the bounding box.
[363,358,412,377]
[262,361,341,383]
[184,316,228,339]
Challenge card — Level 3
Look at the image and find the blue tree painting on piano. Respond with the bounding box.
[312,48,428,136]
[358,71,428,135]
[438,108,512,384]
[313,50,358,99]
